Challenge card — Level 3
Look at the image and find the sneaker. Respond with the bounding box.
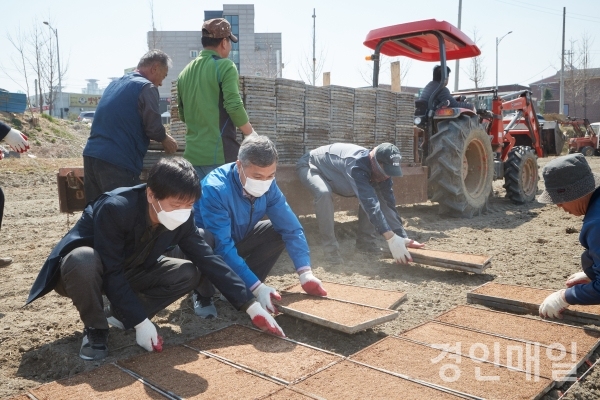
[104,301,125,330]
[192,292,217,319]
[79,327,109,361]
[0,257,13,268]
[324,249,345,265]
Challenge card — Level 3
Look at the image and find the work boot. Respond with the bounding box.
[104,300,125,330]
[79,327,109,361]
[0,257,13,268]
[324,249,345,265]
[192,291,217,319]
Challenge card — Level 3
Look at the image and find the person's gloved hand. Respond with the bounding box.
[4,128,29,153]
[134,318,159,352]
[246,302,285,336]
[405,238,425,249]
[243,129,259,142]
[539,289,570,319]
[386,234,412,264]
[299,270,327,296]
[566,271,591,287]
[161,135,178,154]
[251,283,281,314]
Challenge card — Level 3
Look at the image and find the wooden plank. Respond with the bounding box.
[275,293,398,334]
[467,282,600,326]
[283,281,407,310]
[409,248,492,270]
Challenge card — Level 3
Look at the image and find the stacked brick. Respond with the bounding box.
[395,92,417,163]
[353,89,377,149]
[274,78,306,161]
[161,77,417,166]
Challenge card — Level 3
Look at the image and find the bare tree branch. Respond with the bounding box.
[358,55,412,88]
[464,27,486,88]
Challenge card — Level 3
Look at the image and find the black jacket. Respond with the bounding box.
[26,184,253,329]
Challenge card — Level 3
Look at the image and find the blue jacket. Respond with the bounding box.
[0,121,10,140]
[195,163,310,289]
[83,72,157,176]
[565,188,600,305]
[27,185,253,329]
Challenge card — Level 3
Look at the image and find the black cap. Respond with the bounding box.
[374,143,402,177]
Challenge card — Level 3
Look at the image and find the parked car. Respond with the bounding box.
[77,111,95,123]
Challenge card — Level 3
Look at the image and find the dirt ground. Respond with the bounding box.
[1,117,600,398]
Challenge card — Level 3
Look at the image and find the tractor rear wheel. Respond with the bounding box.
[427,115,493,217]
[503,146,538,204]
[581,146,595,157]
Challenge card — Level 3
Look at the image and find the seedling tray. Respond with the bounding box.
[283,281,406,309]
[468,282,600,325]
[275,293,398,334]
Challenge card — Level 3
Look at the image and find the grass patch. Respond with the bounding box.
[10,118,23,129]
[40,113,54,123]
[34,139,41,146]
[50,126,74,140]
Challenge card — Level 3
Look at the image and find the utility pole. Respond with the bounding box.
[495,31,512,90]
[312,8,316,86]
[454,0,462,92]
[559,7,565,116]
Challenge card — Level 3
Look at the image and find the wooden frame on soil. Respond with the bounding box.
[183,324,344,384]
[408,248,492,274]
[467,282,600,325]
[557,355,600,400]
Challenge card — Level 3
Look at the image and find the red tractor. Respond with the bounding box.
[364,19,564,217]
[566,118,598,156]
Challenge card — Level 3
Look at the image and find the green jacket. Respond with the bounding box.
[177,50,249,166]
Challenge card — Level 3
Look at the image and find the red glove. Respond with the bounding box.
[299,271,327,296]
[152,335,164,352]
[406,239,425,249]
[246,302,285,337]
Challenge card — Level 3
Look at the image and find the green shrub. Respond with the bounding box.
[34,139,41,146]
[10,118,23,129]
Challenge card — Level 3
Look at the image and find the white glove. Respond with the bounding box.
[134,318,159,352]
[566,271,591,287]
[386,234,412,264]
[243,129,259,142]
[251,283,281,314]
[539,289,570,319]
[4,128,29,153]
[299,270,327,296]
[246,302,285,337]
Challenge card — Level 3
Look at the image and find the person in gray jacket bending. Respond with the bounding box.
[297,143,424,264]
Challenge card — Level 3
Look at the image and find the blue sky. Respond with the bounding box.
[1,0,599,94]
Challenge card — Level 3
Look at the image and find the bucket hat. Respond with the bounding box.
[538,153,600,204]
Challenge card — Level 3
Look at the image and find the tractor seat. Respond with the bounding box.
[415,100,428,116]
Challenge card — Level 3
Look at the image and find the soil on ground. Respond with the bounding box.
[1,112,600,399]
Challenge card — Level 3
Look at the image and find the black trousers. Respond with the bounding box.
[54,246,201,329]
[83,156,141,203]
[196,220,286,298]
[0,186,4,230]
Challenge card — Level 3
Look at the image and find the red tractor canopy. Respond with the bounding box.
[363,19,480,62]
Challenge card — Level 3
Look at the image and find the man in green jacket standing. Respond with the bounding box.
[177,17,257,318]
[177,18,256,180]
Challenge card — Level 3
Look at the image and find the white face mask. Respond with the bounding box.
[239,165,273,197]
[151,199,191,230]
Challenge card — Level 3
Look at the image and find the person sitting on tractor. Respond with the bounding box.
[538,153,600,319]
[418,65,473,110]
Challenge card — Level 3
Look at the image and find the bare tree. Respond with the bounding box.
[6,27,34,116]
[577,31,596,119]
[299,47,327,85]
[358,55,412,88]
[253,34,283,78]
[464,27,486,88]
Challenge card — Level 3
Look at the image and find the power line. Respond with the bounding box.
[516,65,557,85]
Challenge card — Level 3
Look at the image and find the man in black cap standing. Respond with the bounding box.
[297,143,424,264]
[538,153,600,319]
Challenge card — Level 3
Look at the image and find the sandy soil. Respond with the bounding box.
[1,149,600,398]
